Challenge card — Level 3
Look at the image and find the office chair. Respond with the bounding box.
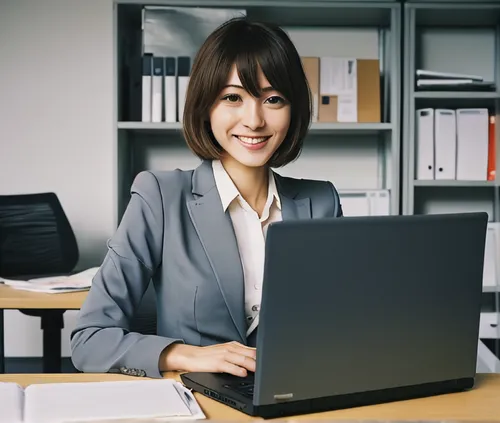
[0,192,79,374]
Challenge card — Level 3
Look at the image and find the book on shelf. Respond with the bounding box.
[0,267,98,294]
[0,379,205,423]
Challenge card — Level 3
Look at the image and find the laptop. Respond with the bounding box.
[181,212,488,418]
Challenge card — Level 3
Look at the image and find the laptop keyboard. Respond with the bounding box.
[223,378,255,398]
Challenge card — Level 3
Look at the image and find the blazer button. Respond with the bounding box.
[119,367,130,375]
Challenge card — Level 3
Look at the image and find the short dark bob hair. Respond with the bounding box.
[182,17,311,168]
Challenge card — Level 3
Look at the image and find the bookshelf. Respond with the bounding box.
[112,0,499,357]
[402,1,500,355]
[114,0,402,222]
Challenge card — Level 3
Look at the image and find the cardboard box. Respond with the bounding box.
[317,58,381,123]
[301,57,319,122]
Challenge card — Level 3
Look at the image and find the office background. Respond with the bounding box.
[0,0,498,367]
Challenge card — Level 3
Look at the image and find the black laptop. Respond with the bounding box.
[181,212,488,418]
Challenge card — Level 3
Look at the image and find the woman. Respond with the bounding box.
[70,17,343,379]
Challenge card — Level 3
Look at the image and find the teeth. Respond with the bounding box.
[237,136,269,144]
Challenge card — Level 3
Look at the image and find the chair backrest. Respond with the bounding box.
[0,192,79,278]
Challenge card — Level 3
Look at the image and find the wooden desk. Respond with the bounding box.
[0,372,499,421]
[0,285,88,373]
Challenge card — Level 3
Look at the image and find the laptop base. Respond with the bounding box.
[181,372,474,418]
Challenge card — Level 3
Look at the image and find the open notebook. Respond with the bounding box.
[0,379,205,423]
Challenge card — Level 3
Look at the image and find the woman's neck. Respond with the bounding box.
[220,156,269,216]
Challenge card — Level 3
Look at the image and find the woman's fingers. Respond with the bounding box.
[223,351,256,373]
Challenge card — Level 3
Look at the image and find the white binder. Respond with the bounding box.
[164,57,177,123]
[177,56,191,123]
[456,109,489,180]
[141,55,153,122]
[434,109,457,180]
[339,190,390,217]
[483,223,499,290]
[151,57,164,123]
[415,108,435,180]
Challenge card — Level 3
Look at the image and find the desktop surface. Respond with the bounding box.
[0,284,87,309]
[0,372,499,421]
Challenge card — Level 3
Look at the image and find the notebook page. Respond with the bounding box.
[0,382,24,423]
[23,379,199,423]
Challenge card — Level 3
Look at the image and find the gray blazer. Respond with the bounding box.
[70,160,343,378]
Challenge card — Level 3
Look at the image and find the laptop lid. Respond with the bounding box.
[253,212,487,407]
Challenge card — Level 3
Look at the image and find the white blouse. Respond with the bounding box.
[212,160,282,336]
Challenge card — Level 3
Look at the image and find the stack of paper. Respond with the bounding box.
[0,267,99,294]
[416,69,495,90]
[0,379,205,423]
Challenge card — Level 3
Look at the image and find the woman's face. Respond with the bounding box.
[209,64,291,168]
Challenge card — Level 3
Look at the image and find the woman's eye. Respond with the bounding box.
[222,94,241,103]
[265,96,285,105]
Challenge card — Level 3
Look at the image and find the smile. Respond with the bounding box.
[234,135,271,145]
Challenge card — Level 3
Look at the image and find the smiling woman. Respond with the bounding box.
[70,17,343,380]
[182,18,310,169]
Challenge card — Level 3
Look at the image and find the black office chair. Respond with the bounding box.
[0,192,79,374]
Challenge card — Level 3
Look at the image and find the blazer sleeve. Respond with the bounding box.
[70,171,182,379]
[328,181,343,217]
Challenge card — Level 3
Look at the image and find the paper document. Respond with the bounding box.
[0,379,205,423]
[416,69,484,81]
[0,267,99,293]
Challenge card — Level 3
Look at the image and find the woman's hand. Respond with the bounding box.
[160,341,256,377]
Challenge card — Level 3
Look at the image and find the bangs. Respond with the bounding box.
[216,29,294,102]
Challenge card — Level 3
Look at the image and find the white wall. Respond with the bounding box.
[0,0,115,357]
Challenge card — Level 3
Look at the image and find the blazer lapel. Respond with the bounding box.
[187,161,247,343]
[274,172,311,221]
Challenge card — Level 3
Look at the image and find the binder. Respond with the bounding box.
[164,57,177,123]
[488,115,496,181]
[177,56,191,122]
[434,109,456,180]
[483,223,499,290]
[456,109,489,181]
[339,190,390,217]
[367,190,390,215]
[141,54,153,122]
[151,56,164,123]
[415,108,435,180]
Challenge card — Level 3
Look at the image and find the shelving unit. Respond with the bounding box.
[111,0,499,359]
[402,1,500,356]
[402,1,500,218]
[114,0,402,221]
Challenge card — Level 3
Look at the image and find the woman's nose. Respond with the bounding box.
[241,102,265,130]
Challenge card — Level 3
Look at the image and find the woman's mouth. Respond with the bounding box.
[234,135,271,150]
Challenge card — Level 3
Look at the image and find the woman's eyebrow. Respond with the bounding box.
[223,84,275,92]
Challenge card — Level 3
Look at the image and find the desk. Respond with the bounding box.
[0,285,87,373]
[0,372,499,421]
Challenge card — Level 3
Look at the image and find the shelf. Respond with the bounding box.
[118,122,392,135]
[116,1,397,27]
[413,180,496,188]
[118,122,183,131]
[409,3,500,27]
[309,122,392,135]
[483,286,500,293]
[413,91,499,100]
